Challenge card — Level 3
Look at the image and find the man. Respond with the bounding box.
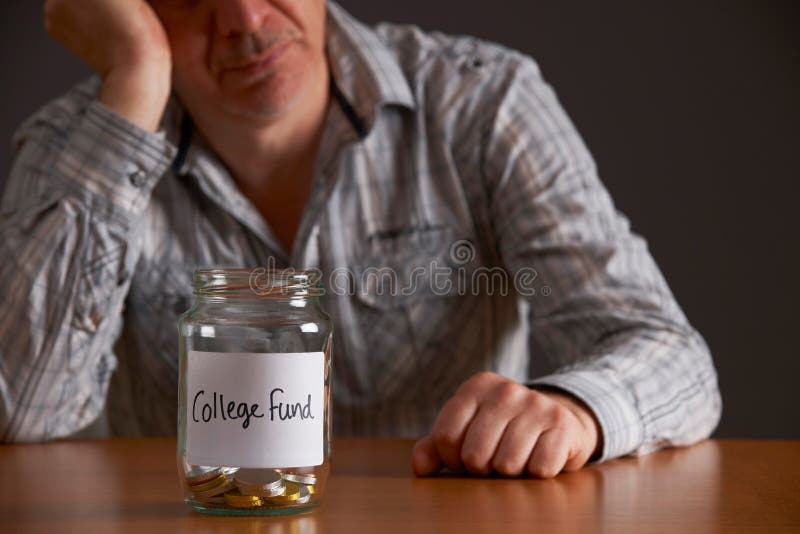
[0,0,721,478]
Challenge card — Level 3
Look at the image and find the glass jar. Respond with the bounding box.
[177,268,333,515]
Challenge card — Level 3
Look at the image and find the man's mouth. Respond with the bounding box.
[221,40,294,78]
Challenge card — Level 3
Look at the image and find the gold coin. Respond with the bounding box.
[185,467,222,486]
[194,495,226,505]
[224,490,263,508]
[281,473,317,486]
[266,481,302,504]
[188,473,227,492]
[192,477,236,499]
[307,485,315,495]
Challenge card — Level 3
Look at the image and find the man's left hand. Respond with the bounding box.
[412,372,602,478]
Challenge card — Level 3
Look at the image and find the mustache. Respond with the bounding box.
[216,28,300,68]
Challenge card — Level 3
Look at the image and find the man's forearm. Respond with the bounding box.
[45,0,173,132]
[100,62,171,132]
[530,327,721,461]
[481,52,722,462]
[0,81,176,442]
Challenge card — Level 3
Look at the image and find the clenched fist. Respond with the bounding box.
[44,0,173,131]
[413,372,602,478]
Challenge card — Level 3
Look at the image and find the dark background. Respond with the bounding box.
[0,1,798,438]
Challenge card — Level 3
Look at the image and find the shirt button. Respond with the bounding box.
[129,169,148,187]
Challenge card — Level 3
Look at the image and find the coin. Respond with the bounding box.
[266,481,302,504]
[238,481,286,498]
[192,476,236,499]
[194,494,226,505]
[295,484,312,504]
[188,473,227,492]
[224,490,263,508]
[281,472,317,485]
[235,468,285,497]
[185,467,222,486]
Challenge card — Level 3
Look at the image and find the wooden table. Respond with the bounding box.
[1,438,798,533]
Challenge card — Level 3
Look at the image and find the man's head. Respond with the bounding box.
[149,0,327,125]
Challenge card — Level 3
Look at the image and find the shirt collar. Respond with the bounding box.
[325,1,416,136]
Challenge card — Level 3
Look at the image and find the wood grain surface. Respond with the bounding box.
[1,438,798,533]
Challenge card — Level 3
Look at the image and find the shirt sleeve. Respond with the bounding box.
[482,55,722,462]
[0,79,176,442]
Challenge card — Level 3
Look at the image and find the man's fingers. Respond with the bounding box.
[423,375,598,479]
[563,423,593,472]
[460,406,511,476]
[412,434,442,476]
[430,395,478,471]
[563,447,588,473]
[491,414,543,477]
[526,428,571,478]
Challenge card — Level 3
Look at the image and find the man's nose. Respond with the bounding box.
[213,0,272,36]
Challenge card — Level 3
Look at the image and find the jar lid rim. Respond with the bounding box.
[193,268,324,297]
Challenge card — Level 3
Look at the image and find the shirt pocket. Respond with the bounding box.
[352,225,478,306]
[344,225,486,398]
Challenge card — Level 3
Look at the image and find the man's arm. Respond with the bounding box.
[414,53,720,477]
[0,0,173,442]
[44,0,172,132]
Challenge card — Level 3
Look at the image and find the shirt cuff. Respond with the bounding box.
[53,99,176,220]
[529,369,644,462]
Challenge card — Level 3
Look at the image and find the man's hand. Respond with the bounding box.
[44,0,172,131]
[412,372,602,478]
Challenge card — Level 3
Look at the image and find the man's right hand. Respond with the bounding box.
[44,0,173,131]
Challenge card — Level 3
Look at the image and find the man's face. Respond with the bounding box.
[150,0,327,123]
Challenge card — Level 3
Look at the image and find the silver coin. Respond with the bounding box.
[235,468,285,497]
[238,479,286,498]
[295,484,311,504]
[281,472,317,486]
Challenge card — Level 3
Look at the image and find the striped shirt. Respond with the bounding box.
[0,2,720,461]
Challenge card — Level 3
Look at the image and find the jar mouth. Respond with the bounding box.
[193,268,324,298]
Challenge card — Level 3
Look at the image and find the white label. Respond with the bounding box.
[186,351,324,468]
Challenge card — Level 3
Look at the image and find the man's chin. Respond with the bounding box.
[220,83,305,123]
